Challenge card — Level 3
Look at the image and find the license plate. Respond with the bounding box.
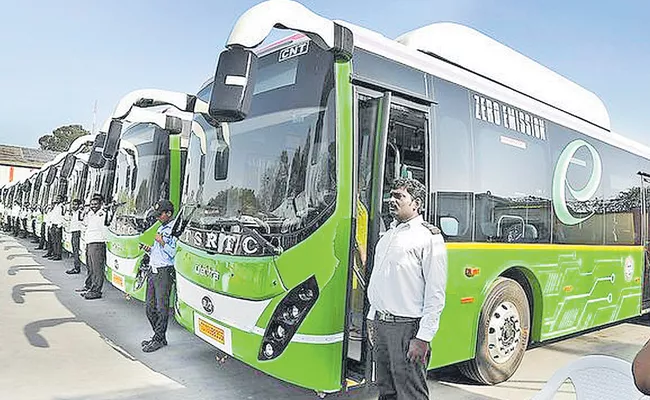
[112,271,125,291]
[194,315,232,355]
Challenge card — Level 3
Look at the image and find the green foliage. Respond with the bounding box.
[38,124,90,152]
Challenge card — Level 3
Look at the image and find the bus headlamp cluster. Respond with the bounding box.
[258,275,319,361]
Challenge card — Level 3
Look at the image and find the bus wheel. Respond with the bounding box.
[460,277,530,385]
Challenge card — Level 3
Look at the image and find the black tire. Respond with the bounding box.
[459,277,530,385]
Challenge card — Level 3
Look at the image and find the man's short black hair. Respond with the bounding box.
[72,199,82,205]
[153,199,174,214]
[391,177,426,213]
[91,193,104,203]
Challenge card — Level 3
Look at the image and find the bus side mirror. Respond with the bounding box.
[88,134,107,169]
[208,46,258,123]
[102,120,122,161]
[60,154,76,178]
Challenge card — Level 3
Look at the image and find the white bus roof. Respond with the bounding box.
[395,23,610,132]
[333,20,650,159]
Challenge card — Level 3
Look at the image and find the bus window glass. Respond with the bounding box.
[550,126,605,245]
[433,79,474,241]
[473,118,552,243]
[600,145,642,245]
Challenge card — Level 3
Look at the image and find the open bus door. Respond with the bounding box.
[344,88,431,389]
[639,172,650,313]
[343,91,391,388]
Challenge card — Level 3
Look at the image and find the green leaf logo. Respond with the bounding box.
[552,139,602,226]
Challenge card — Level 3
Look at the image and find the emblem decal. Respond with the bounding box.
[201,296,214,314]
[552,139,602,226]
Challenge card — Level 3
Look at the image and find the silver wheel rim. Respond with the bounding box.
[487,301,521,364]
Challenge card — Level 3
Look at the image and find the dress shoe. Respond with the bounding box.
[141,337,168,347]
[75,286,90,293]
[66,268,81,274]
[51,257,62,261]
[42,253,52,258]
[142,340,165,353]
[83,291,102,300]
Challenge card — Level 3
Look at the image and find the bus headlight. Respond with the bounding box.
[258,275,319,361]
[263,343,274,358]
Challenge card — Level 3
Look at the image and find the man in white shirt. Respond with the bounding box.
[48,195,64,261]
[77,194,108,300]
[66,199,84,274]
[367,177,447,400]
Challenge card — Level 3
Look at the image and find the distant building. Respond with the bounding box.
[0,145,59,186]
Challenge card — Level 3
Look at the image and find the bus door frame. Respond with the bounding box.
[638,171,650,313]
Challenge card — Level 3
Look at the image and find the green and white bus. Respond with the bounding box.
[33,152,67,241]
[174,0,650,393]
[59,134,99,255]
[101,91,196,300]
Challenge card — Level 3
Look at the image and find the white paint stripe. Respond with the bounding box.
[105,250,139,278]
[178,274,344,344]
[176,273,271,333]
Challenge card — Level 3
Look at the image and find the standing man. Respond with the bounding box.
[367,177,447,400]
[42,202,55,258]
[48,195,64,261]
[141,199,176,353]
[36,204,48,251]
[66,199,84,275]
[78,194,107,300]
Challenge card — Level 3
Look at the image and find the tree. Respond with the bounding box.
[38,124,90,152]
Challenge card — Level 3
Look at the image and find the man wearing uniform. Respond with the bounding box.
[49,195,64,261]
[36,204,48,251]
[140,199,176,353]
[78,194,107,300]
[367,177,447,400]
[66,199,84,274]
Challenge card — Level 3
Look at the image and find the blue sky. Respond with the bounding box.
[0,0,648,147]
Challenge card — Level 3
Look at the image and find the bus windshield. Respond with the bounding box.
[110,124,170,235]
[182,40,336,253]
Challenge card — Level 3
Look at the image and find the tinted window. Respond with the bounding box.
[472,96,552,244]
[550,126,604,245]
[432,79,474,241]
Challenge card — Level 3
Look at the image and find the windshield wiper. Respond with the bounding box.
[172,203,200,237]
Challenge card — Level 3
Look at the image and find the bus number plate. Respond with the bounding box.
[195,315,232,355]
[111,271,125,291]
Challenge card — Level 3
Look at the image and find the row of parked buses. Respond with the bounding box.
[3,1,650,396]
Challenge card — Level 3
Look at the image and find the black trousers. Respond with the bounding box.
[373,319,429,400]
[38,223,46,249]
[31,219,37,242]
[86,242,106,294]
[71,231,81,269]
[45,226,53,255]
[146,267,174,342]
[51,226,62,258]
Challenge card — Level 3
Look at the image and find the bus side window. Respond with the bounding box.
[383,103,429,221]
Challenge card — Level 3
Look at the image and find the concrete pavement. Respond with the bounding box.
[2,232,650,399]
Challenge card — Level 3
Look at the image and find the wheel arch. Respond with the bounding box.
[500,266,543,344]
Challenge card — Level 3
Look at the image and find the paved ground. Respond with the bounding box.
[2,232,650,400]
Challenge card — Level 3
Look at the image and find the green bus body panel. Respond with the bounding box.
[105,225,159,302]
[428,244,643,368]
[175,299,344,392]
[168,135,182,212]
[175,247,285,300]
[174,61,355,392]
[105,139,183,302]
